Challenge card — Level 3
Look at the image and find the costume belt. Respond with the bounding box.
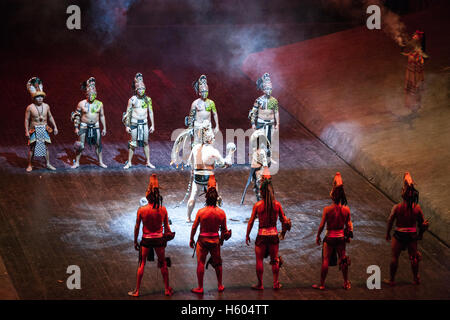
[256,119,274,126]
[194,169,214,175]
[396,227,417,233]
[200,232,219,237]
[143,232,163,239]
[326,229,344,238]
[80,122,99,129]
[258,227,278,236]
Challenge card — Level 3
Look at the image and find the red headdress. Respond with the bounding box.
[145,174,159,197]
[403,172,414,187]
[333,172,343,188]
[261,166,271,181]
[207,175,217,190]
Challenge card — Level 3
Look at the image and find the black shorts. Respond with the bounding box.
[198,236,220,250]
[140,237,166,248]
[255,235,279,247]
[394,231,417,250]
[324,236,345,247]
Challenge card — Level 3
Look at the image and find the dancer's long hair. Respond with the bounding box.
[206,187,218,207]
[146,187,163,209]
[402,183,419,209]
[260,179,276,225]
[331,185,348,206]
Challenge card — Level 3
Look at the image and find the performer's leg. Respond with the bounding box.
[71,133,85,169]
[314,242,332,289]
[252,244,266,290]
[26,145,34,172]
[408,241,420,284]
[45,146,56,170]
[388,237,402,286]
[187,183,200,223]
[192,245,208,294]
[336,243,350,289]
[154,247,173,296]
[269,243,281,289]
[124,146,134,169]
[210,245,224,292]
[128,246,150,297]
[96,130,107,168]
[144,143,155,168]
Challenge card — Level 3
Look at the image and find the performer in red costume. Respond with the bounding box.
[385,172,429,286]
[189,175,231,294]
[246,167,291,290]
[314,172,353,290]
[128,174,175,297]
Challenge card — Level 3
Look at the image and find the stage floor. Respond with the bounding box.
[0,106,448,300]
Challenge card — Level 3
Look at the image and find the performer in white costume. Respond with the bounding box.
[122,73,155,169]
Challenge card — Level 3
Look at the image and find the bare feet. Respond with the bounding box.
[26,165,33,172]
[146,162,155,169]
[343,281,351,290]
[251,284,264,290]
[128,290,139,297]
[312,284,325,290]
[46,164,56,171]
[186,218,192,223]
[273,282,282,290]
[383,279,396,287]
[191,287,204,294]
[124,162,132,170]
[99,162,108,168]
[218,285,225,292]
[413,276,420,285]
[165,287,174,296]
[71,162,79,169]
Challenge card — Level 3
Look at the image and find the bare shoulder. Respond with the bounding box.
[25,104,33,111]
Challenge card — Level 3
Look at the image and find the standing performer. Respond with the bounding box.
[71,77,107,169]
[246,167,291,290]
[401,30,428,112]
[185,123,235,222]
[122,73,155,169]
[385,172,429,286]
[314,172,353,290]
[248,73,279,159]
[240,129,270,204]
[129,174,175,297]
[24,77,58,172]
[190,75,220,146]
[189,175,232,294]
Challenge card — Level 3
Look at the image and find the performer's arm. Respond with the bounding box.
[24,106,31,138]
[190,213,200,248]
[213,110,219,134]
[250,102,259,129]
[386,206,396,241]
[148,98,155,133]
[246,205,257,245]
[47,105,58,135]
[124,98,132,133]
[134,210,142,250]
[275,109,280,131]
[73,102,83,134]
[316,209,327,245]
[417,205,429,240]
[100,103,106,136]
[163,207,171,233]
